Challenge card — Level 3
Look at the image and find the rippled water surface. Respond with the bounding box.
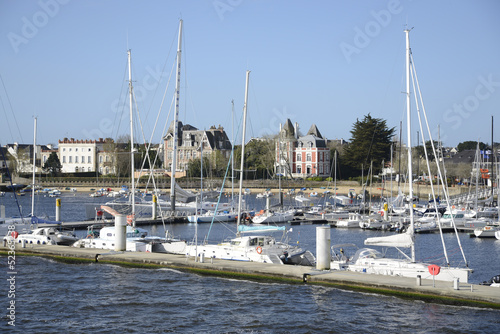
[2,256,499,333]
[1,192,500,332]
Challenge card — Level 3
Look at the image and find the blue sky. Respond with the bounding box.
[1,0,499,149]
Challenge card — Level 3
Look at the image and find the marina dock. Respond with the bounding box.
[3,243,499,309]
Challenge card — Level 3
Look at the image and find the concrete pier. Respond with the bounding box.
[2,243,499,309]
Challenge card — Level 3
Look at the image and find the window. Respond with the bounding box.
[69,156,72,163]
[76,148,78,152]
[63,148,66,152]
[306,153,311,162]
[88,156,91,163]
[88,148,91,152]
[99,156,103,163]
[297,165,302,174]
[69,148,72,152]
[296,153,301,162]
[319,164,323,174]
[62,156,66,163]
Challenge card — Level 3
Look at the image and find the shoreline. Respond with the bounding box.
[39,183,469,199]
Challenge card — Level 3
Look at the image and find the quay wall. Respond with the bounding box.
[2,244,499,310]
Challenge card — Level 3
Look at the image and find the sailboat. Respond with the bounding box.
[332,29,472,283]
[164,71,314,266]
[187,137,237,224]
[2,118,77,244]
[76,49,181,251]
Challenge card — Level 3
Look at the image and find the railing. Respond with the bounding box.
[448,187,498,205]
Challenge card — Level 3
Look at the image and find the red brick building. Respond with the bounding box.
[275,119,330,178]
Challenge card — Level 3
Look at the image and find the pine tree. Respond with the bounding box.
[43,152,62,176]
[341,114,395,177]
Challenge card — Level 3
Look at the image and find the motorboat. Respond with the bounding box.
[336,212,363,228]
[3,227,77,246]
[73,225,153,252]
[359,216,391,230]
[187,211,238,223]
[473,225,499,238]
[303,206,349,221]
[251,209,294,224]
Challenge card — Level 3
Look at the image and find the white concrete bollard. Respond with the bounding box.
[453,277,460,290]
[114,214,127,251]
[316,225,331,270]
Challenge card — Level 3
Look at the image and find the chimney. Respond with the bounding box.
[294,122,299,139]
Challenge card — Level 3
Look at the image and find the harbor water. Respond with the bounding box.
[1,192,500,333]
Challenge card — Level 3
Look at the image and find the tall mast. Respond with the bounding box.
[170,19,183,211]
[491,115,495,205]
[231,99,235,210]
[31,116,37,216]
[405,28,415,262]
[127,50,135,226]
[236,70,250,235]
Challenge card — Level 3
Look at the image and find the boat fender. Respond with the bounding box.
[256,246,262,254]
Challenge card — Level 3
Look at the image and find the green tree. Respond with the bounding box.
[414,140,440,162]
[43,152,62,176]
[234,139,275,179]
[457,141,487,152]
[186,157,210,178]
[341,114,396,177]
